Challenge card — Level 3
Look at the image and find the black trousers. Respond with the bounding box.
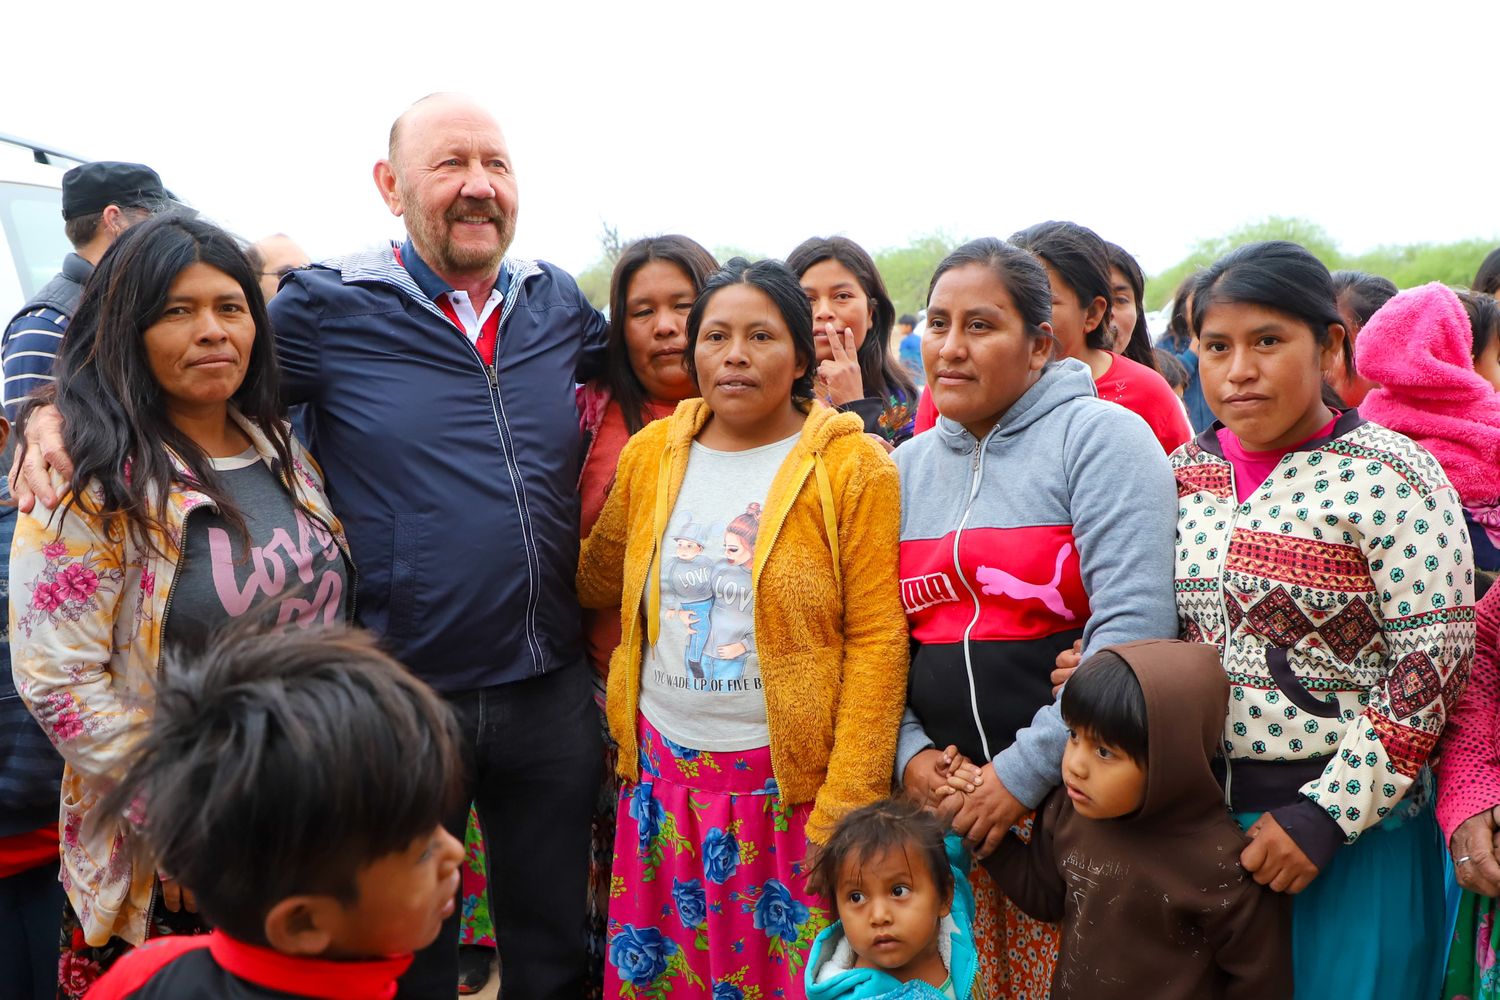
[0,862,63,1000]
[397,663,602,1000]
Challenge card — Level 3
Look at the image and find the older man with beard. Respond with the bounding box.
[12,93,610,1000]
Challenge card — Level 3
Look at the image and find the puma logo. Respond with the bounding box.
[976,544,1075,621]
[901,571,960,614]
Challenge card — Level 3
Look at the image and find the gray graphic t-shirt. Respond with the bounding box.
[639,432,798,752]
[165,448,349,651]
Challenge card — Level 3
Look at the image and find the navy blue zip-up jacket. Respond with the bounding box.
[268,240,608,692]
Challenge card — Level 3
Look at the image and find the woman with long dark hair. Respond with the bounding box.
[787,237,919,445]
[912,223,1191,454]
[1010,222,1190,454]
[10,213,352,997]
[1475,248,1500,297]
[568,234,717,997]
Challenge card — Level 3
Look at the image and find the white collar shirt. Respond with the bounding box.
[444,287,504,345]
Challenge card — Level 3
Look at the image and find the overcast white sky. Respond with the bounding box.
[3,0,1496,278]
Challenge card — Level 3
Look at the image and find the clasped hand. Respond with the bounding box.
[902,745,1025,859]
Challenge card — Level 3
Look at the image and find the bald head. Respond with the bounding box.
[252,233,311,302]
[388,93,502,171]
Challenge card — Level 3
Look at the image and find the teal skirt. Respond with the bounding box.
[1236,798,1447,1000]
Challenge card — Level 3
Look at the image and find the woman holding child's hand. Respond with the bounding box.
[892,235,1178,997]
[1171,242,1471,1000]
[9,216,354,998]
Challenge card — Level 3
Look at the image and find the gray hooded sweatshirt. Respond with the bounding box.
[893,359,1179,807]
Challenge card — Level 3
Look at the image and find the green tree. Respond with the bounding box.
[1343,239,1495,291]
[1145,216,1340,310]
[1144,216,1496,312]
[710,245,762,265]
[875,231,959,318]
[575,221,626,309]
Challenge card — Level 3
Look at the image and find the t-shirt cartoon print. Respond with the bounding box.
[639,432,798,752]
[164,448,350,651]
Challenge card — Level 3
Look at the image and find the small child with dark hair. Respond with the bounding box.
[86,626,466,999]
[982,640,1291,999]
[805,799,984,999]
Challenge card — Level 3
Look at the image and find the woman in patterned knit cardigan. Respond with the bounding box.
[1171,242,1474,999]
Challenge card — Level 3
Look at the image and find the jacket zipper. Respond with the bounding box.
[382,255,548,671]
[953,437,994,762]
[441,277,548,672]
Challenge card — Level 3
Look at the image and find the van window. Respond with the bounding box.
[0,182,70,301]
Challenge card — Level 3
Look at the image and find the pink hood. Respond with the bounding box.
[1356,281,1500,505]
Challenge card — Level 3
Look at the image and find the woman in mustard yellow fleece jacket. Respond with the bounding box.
[578,257,908,997]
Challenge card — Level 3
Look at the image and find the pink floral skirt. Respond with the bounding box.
[605,715,831,999]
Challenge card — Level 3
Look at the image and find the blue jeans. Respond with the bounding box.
[680,598,714,667]
[700,654,748,682]
[397,662,602,1000]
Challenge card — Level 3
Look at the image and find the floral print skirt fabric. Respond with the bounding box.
[459,804,495,948]
[967,815,1059,999]
[606,714,830,999]
[1446,888,1500,1000]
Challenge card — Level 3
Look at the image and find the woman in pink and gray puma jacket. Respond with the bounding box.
[892,238,1179,998]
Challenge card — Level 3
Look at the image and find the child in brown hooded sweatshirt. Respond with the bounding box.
[979,639,1291,999]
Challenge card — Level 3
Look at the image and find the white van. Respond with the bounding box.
[0,134,85,324]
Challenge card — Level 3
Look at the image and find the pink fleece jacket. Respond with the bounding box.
[1356,281,1500,506]
[1436,587,1500,843]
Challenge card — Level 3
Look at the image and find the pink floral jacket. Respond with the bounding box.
[9,412,350,947]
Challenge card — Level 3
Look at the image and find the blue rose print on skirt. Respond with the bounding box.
[629,781,665,852]
[609,923,678,989]
[702,827,741,885]
[606,715,829,998]
[752,878,810,943]
[672,877,708,930]
[661,734,701,760]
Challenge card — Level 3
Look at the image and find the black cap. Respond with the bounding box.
[60,161,172,220]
